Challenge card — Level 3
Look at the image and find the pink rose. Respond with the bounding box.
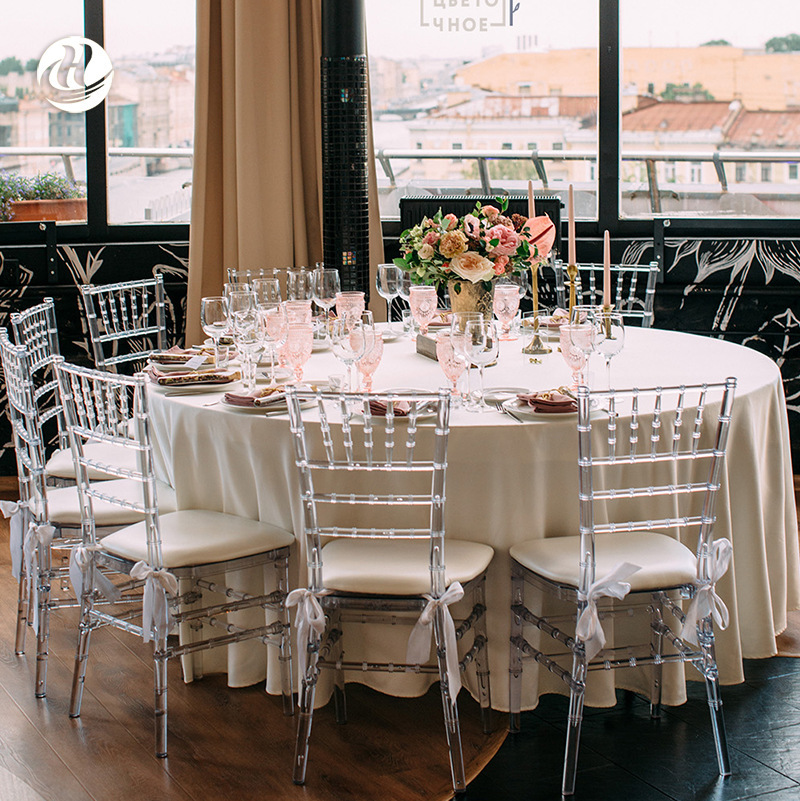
[486,224,521,257]
[481,205,500,220]
[493,254,509,275]
[423,230,440,245]
[418,243,435,260]
[450,251,495,283]
[444,213,458,230]
[439,229,468,259]
[463,214,480,238]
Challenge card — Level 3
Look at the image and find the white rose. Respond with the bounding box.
[449,251,495,283]
[418,243,435,260]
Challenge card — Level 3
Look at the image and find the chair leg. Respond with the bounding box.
[472,574,492,734]
[650,592,664,719]
[330,610,347,725]
[275,556,294,717]
[292,629,322,785]
[154,637,169,758]
[561,652,587,797]
[69,586,94,718]
[34,545,52,698]
[434,606,467,795]
[15,574,28,655]
[509,567,524,734]
[698,617,731,776]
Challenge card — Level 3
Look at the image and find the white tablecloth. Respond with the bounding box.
[148,327,799,710]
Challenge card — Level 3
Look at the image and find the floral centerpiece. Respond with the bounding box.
[393,198,550,315]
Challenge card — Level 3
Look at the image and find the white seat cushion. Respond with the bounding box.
[47,479,178,527]
[100,510,295,569]
[510,531,697,592]
[321,538,494,595]
[46,441,139,481]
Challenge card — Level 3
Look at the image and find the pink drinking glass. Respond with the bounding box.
[493,284,521,340]
[356,330,384,391]
[284,323,313,382]
[436,331,466,398]
[335,291,365,324]
[409,285,438,336]
[284,299,313,324]
[559,324,588,389]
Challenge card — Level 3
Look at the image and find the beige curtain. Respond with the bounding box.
[187,0,385,342]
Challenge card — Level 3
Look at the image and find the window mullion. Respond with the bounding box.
[84,0,108,239]
[598,0,620,234]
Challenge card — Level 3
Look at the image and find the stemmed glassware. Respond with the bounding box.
[436,331,466,402]
[313,268,341,319]
[200,296,229,368]
[284,323,314,383]
[261,304,289,386]
[450,311,483,408]
[330,310,372,390]
[408,285,438,336]
[335,291,366,325]
[252,277,282,307]
[287,268,313,301]
[231,307,265,392]
[376,263,403,334]
[559,324,590,389]
[356,326,384,391]
[464,318,499,413]
[595,310,625,389]
[493,283,521,340]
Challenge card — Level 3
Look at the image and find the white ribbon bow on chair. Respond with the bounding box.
[21,522,55,634]
[406,581,465,704]
[576,562,641,662]
[681,538,732,646]
[130,561,178,643]
[69,545,122,604]
[285,588,331,687]
[0,499,31,580]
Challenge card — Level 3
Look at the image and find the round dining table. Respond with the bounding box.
[147,324,799,711]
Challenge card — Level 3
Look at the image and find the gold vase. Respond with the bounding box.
[447,279,493,317]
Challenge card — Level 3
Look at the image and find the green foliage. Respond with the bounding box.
[765,33,800,52]
[24,59,38,72]
[0,171,86,221]
[660,82,715,101]
[0,57,24,76]
[701,39,731,47]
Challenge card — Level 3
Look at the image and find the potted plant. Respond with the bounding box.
[0,170,87,222]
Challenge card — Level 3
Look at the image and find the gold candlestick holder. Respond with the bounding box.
[567,262,578,317]
[522,264,551,355]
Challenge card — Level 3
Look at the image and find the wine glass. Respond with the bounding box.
[436,331,466,402]
[397,271,412,304]
[409,285,438,336]
[450,311,483,408]
[231,307,265,392]
[357,325,384,391]
[493,283,521,340]
[464,319,499,413]
[329,314,369,390]
[200,296,228,369]
[252,277,282,307]
[313,268,341,318]
[335,291,366,325]
[559,324,589,389]
[287,268,313,301]
[261,304,289,386]
[595,310,625,389]
[376,264,402,333]
[284,323,314,383]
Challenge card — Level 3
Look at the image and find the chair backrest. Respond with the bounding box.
[80,276,167,372]
[576,378,736,596]
[286,388,451,596]
[554,260,659,327]
[10,298,69,452]
[226,267,276,285]
[55,361,162,565]
[0,329,48,518]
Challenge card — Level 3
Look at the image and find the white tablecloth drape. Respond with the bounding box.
[148,327,799,710]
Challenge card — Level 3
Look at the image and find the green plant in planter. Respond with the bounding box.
[0,170,86,221]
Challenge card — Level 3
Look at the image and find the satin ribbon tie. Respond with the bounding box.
[0,500,31,580]
[681,538,732,646]
[285,588,331,687]
[575,562,641,661]
[130,561,178,643]
[21,522,55,634]
[406,581,465,704]
[69,545,122,604]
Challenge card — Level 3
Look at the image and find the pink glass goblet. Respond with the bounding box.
[284,299,313,325]
[356,330,384,391]
[409,285,438,336]
[436,331,466,398]
[559,324,588,389]
[493,284,521,340]
[284,323,313,382]
[335,291,366,325]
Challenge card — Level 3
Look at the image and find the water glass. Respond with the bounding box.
[252,277,282,307]
[436,331,466,401]
[231,307,265,392]
[595,310,625,389]
[261,304,289,385]
[284,323,314,382]
[493,284,521,340]
[200,296,229,368]
[357,327,384,391]
[408,285,438,336]
[330,313,369,390]
[284,299,314,325]
[559,324,589,389]
[313,268,341,317]
[287,268,313,301]
[464,319,499,413]
[335,291,366,325]
[376,263,403,332]
[450,311,483,407]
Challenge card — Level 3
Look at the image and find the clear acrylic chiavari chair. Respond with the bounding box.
[80,275,168,372]
[285,388,494,795]
[554,260,659,327]
[0,330,177,697]
[509,379,737,796]
[55,360,295,757]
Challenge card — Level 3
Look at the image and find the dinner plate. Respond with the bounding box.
[220,397,315,414]
[256,366,293,381]
[148,359,215,373]
[380,329,404,342]
[483,387,530,407]
[501,397,590,418]
[155,378,241,394]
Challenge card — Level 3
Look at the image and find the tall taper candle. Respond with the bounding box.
[603,230,611,306]
[568,184,576,266]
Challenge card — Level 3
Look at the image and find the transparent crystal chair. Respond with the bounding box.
[285,388,494,795]
[0,329,177,696]
[226,267,276,284]
[554,260,659,327]
[509,379,737,796]
[80,275,168,372]
[55,360,295,757]
[11,298,137,482]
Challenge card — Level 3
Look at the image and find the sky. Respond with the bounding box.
[1,0,799,64]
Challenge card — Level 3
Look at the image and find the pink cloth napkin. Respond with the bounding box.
[368,399,412,417]
[516,390,577,414]
[148,366,238,386]
[223,389,287,408]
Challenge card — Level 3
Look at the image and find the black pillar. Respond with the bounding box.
[321,0,370,299]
